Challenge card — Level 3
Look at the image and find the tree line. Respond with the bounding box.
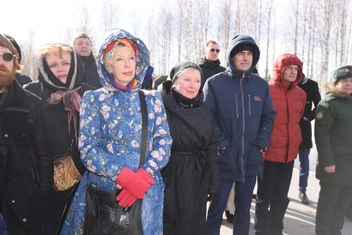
[19,0,352,94]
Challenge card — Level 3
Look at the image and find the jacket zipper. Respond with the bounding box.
[248,94,251,116]
[240,72,245,183]
[235,95,239,119]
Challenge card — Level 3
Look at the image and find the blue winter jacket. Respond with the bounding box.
[60,28,172,235]
[203,35,276,182]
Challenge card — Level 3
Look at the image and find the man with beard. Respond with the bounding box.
[0,34,53,235]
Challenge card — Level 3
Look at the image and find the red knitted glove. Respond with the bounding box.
[116,168,152,199]
[136,168,155,185]
[116,168,135,188]
[116,189,137,207]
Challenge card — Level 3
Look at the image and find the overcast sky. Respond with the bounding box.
[2,0,289,48]
[1,0,161,49]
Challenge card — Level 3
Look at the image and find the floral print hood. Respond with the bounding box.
[97,28,150,91]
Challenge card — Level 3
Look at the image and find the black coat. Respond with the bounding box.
[298,78,321,149]
[24,50,86,175]
[160,81,219,235]
[15,72,32,86]
[24,47,87,234]
[199,58,225,89]
[78,52,102,89]
[0,81,52,234]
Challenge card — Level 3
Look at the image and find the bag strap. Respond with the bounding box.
[138,89,148,167]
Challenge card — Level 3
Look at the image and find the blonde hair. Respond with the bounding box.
[39,44,73,59]
[205,40,219,47]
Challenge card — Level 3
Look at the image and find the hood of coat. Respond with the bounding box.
[37,43,84,91]
[96,28,150,92]
[271,53,303,89]
[226,35,260,78]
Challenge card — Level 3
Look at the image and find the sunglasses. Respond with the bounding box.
[210,49,220,53]
[0,52,14,62]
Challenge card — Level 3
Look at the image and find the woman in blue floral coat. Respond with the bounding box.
[60,28,172,235]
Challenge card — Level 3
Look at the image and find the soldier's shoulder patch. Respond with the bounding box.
[323,96,335,102]
[316,110,324,120]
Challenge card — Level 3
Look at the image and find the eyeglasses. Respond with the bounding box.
[0,52,14,62]
[285,66,300,72]
[210,49,220,53]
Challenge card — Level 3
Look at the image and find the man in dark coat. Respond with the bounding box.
[204,35,276,235]
[0,34,52,235]
[73,33,102,90]
[297,73,321,205]
[199,40,226,89]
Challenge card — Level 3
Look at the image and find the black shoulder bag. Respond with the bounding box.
[84,90,148,235]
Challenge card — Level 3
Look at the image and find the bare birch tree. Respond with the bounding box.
[319,0,334,92]
[264,0,275,80]
[217,0,233,65]
[100,0,119,33]
[21,30,38,81]
[174,0,187,63]
[293,0,299,55]
[193,0,210,62]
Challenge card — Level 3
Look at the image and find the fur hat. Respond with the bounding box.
[0,34,18,59]
[170,61,202,83]
[333,65,352,84]
[230,43,254,59]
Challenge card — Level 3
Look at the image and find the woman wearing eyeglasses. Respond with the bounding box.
[198,40,225,89]
[315,65,352,235]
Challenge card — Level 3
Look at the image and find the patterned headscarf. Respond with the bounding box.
[47,87,81,141]
[97,28,150,92]
[101,38,138,91]
[102,38,136,73]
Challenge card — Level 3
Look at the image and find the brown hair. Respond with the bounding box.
[73,33,92,45]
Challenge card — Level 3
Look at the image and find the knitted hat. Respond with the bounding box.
[4,34,21,63]
[333,65,352,84]
[170,61,202,83]
[0,34,18,58]
[230,43,254,58]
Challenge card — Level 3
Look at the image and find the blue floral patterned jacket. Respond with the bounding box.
[60,28,172,235]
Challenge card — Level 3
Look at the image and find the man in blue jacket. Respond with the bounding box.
[204,35,276,235]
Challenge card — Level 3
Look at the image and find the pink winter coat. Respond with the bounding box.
[265,53,306,163]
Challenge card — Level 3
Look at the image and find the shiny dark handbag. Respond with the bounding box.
[83,90,148,235]
[84,185,142,235]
